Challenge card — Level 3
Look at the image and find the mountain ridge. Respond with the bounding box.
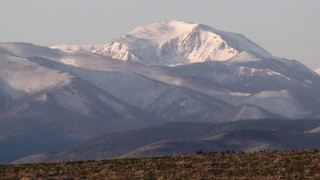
[1,20,320,163]
[13,119,320,163]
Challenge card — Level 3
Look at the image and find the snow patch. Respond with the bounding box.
[34,94,48,102]
[308,126,320,133]
[59,58,79,67]
[51,44,99,52]
[227,51,262,62]
[304,80,313,84]
[229,92,251,97]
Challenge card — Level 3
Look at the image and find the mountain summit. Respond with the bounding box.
[93,20,271,66]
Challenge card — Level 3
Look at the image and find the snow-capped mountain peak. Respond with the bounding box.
[124,20,199,45]
[3,21,320,164]
[93,20,271,66]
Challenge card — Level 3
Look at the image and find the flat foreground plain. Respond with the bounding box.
[1,150,320,179]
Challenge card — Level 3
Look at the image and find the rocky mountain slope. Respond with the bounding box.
[1,20,320,163]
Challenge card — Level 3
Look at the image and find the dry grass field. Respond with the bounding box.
[1,150,320,179]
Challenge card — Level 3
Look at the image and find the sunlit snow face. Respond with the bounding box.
[93,20,271,66]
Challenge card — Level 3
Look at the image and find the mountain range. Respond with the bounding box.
[12,119,320,163]
[1,20,320,163]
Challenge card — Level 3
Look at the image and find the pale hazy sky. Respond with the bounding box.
[1,0,320,69]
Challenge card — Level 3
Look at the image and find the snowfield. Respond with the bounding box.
[51,44,99,52]
[93,20,271,66]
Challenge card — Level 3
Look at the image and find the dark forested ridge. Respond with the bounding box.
[13,119,320,163]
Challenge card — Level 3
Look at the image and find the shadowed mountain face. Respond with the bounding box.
[13,119,320,163]
[1,21,320,163]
